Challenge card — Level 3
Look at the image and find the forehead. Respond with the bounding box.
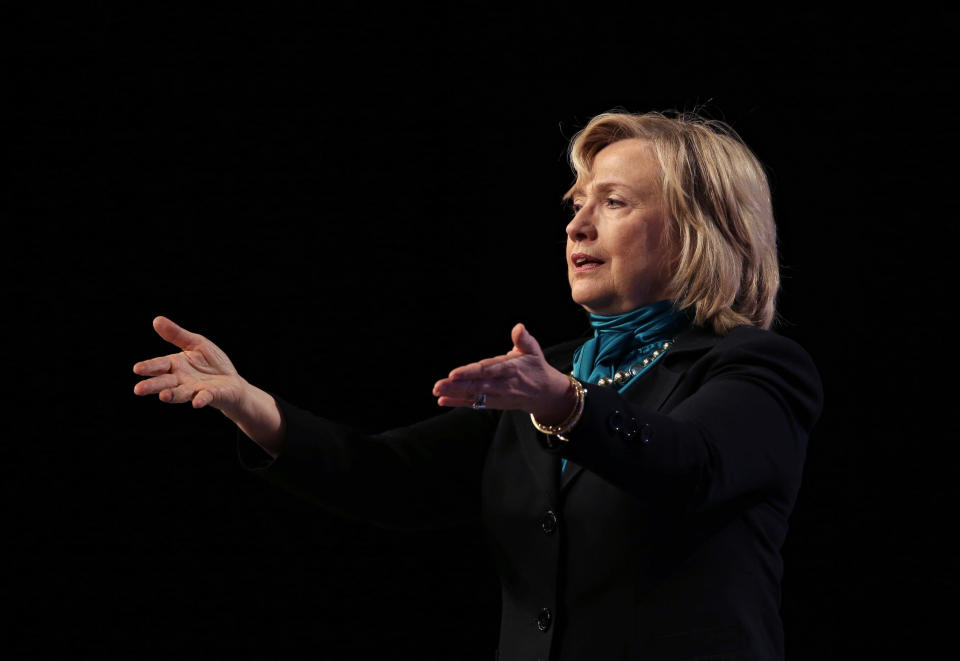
[572,138,661,198]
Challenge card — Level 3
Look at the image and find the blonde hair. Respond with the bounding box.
[565,110,779,333]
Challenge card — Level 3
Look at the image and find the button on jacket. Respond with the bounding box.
[240,324,823,660]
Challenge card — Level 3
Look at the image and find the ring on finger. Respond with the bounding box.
[472,392,487,410]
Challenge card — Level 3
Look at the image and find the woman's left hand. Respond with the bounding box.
[433,323,577,425]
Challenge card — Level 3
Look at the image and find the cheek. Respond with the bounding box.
[633,215,666,256]
[615,226,663,280]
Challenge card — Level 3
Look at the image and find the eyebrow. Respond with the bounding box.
[566,180,639,200]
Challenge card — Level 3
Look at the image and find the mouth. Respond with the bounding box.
[570,252,605,272]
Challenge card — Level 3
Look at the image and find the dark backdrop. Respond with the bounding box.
[10,5,957,658]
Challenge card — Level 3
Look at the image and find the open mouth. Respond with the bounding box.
[571,252,605,271]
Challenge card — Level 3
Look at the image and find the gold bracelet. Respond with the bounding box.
[530,375,586,443]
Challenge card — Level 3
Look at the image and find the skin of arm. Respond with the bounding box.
[135,317,571,458]
[133,316,285,457]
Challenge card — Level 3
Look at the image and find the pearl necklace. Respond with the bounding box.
[592,340,675,387]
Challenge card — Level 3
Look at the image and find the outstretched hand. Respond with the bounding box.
[433,323,576,426]
[132,316,247,415]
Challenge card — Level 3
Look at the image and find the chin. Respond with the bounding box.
[570,292,615,315]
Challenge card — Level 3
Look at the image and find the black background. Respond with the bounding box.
[10,4,958,658]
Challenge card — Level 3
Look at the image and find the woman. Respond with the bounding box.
[133,111,823,660]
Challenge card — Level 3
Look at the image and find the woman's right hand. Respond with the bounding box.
[133,316,286,455]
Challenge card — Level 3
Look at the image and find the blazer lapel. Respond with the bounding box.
[515,412,561,504]
[622,324,719,407]
[560,458,584,491]
[560,325,720,493]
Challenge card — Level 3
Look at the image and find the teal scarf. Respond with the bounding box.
[572,300,688,386]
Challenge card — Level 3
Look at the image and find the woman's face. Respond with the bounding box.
[566,138,671,315]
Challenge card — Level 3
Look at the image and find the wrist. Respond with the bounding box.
[218,376,254,425]
[230,379,285,457]
[530,375,586,443]
[531,373,578,426]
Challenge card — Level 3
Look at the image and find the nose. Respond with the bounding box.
[566,203,597,242]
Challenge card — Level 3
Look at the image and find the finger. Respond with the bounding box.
[153,316,204,351]
[437,392,515,410]
[133,373,179,396]
[434,378,502,400]
[448,355,513,380]
[512,323,542,356]
[161,382,199,404]
[192,389,214,409]
[437,396,477,408]
[133,356,174,376]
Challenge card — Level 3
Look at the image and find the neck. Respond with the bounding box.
[588,300,678,332]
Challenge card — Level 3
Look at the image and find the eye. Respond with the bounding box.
[569,200,584,215]
[606,197,625,208]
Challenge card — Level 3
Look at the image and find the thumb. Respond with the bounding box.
[153,315,203,351]
[512,323,542,356]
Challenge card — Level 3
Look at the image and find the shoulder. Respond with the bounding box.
[712,326,819,380]
[673,324,817,373]
[665,325,823,429]
[714,325,815,363]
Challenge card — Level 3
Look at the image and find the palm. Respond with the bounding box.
[133,316,244,411]
[174,345,234,382]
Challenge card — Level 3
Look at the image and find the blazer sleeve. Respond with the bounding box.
[549,329,823,514]
[238,395,501,531]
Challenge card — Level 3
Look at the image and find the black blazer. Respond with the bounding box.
[242,324,823,660]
